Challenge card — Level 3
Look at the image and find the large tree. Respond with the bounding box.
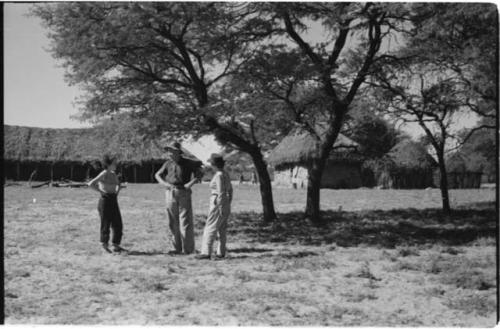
[264,3,411,221]
[34,2,282,222]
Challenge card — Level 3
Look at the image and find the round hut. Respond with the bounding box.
[442,152,484,188]
[368,139,436,189]
[268,128,363,189]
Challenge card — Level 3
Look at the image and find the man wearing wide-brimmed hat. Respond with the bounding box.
[155,141,203,255]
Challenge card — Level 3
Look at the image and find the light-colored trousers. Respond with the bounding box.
[201,195,231,256]
[165,188,194,254]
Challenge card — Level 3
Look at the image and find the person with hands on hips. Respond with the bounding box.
[155,141,203,255]
[88,155,125,254]
[196,153,233,260]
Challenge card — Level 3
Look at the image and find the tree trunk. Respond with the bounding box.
[304,108,346,223]
[203,115,277,222]
[249,150,277,223]
[437,152,451,213]
[305,160,323,223]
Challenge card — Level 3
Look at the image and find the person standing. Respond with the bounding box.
[155,141,202,255]
[88,155,124,253]
[251,171,257,185]
[196,154,233,260]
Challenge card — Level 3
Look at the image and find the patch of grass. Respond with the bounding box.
[441,246,463,255]
[397,246,421,257]
[387,260,421,272]
[444,293,496,317]
[440,269,495,290]
[421,286,447,297]
[343,293,378,302]
[233,270,252,282]
[345,262,380,283]
[4,184,496,326]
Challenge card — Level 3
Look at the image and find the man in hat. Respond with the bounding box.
[155,141,203,255]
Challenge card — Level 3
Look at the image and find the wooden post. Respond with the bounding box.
[70,164,74,181]
[16,162,20,181]
[151,163,155,183]
[133,165,137,183]
[50,164,54,182]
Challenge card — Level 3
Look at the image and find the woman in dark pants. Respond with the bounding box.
[88,155,124,253]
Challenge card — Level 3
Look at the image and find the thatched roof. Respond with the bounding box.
[386,139,437,170]
[4,125,200,164]
[268,128,361,166]
[446,151,485,173]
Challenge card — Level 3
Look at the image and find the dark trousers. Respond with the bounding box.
[98,193,123,245]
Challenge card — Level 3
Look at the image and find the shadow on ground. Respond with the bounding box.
[214,202,496,248]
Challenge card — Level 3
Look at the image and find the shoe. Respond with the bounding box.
[112,244,126,253]
[101,243,111,253]
[194,254,211,260]
[214,254,226,260]
[167,250,181,255]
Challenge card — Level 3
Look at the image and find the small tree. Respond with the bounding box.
[369,3,497,212]
[372,63,472,212]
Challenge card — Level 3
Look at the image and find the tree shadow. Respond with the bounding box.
[226,251,318,260]
[229,247,273,253]
[280,251,319,258]
[127,250,167,256]
[228,202,496,248]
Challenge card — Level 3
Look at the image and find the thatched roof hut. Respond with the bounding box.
[446,151,485,173]
[268,129,362,167]
[4,125,200,163]
[268,128,363,189]
[366,139,437,189]
[387,139,436,170]
[442,151,484,188]
[4,125,200,182]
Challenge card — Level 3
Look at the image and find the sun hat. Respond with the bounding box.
[164,141,183,154]
[208,153,225,167]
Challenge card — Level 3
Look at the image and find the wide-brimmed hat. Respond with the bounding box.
[164,141,183,154]
[208,153,225,167]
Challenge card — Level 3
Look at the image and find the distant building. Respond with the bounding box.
[268,128,363,189]
[437,151,484,189]
[365,139,436,189]
[3,125,201,183]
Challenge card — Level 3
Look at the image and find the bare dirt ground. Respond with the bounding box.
[4,183,497,325]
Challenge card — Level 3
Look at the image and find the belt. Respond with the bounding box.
[172,184,186,189]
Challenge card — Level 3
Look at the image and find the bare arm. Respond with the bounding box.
[228,176,233,203]
[184,178,199,189]
[155,162,173,189]
[88,171,106,194]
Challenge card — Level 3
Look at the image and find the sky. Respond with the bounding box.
[4,3,90,128]
[3,2,480,140]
